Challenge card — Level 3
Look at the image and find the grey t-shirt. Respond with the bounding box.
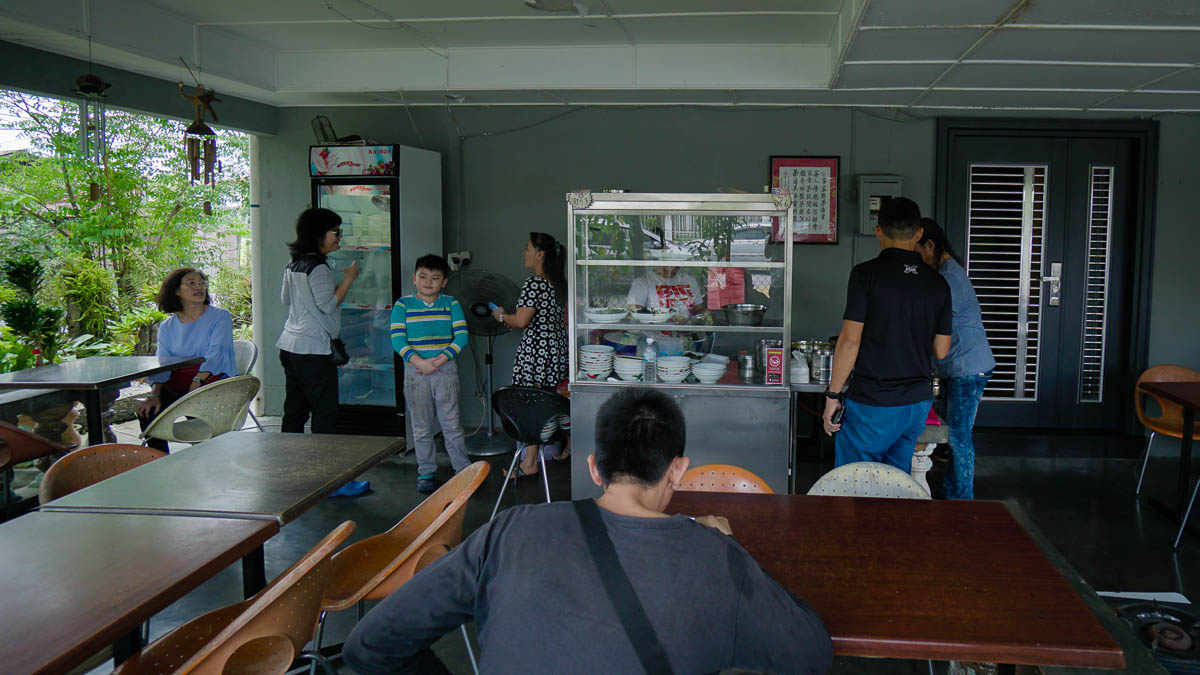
[344,501,833,674]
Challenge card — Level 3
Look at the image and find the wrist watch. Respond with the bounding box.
[192,375,207,384]
[824,389,843,401]
[497,313,505,324]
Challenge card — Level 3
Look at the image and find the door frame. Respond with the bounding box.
[935,118,1159,434]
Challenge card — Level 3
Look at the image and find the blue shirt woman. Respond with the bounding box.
[918,219,994,499]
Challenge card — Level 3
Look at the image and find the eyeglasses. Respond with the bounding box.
[183,280,208,289]
[330,228,343,236]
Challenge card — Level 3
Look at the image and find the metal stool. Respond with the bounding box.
[488,386,570,520]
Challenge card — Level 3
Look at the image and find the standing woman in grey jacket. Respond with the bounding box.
[277,208,359,434]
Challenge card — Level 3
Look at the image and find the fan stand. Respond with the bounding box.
[465,333,514,456]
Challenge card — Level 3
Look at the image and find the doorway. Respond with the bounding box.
[936,121,1157,431]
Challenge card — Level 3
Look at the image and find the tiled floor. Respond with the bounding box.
[58,417,1199,674]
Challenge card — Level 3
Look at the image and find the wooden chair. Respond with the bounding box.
[233,339,266,432]
[313,461,491,668]
[141,375,261,445]
[0,420,74,519]
[677,463,774,494]
[39,443,166,504]
[113,521,356,675]
[807,461,931,499]
[1134,365,1200,495]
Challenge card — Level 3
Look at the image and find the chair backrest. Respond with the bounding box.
[491,386,571,445]
[141,375,261,444]
[1135,365,1200,432]
[0,420,72,470]
[325,461,491,609]
[807,461,931,499]
[39,443,166,504]
[233,340,258,376]
[677,463,774,494]
[175,521,356,675]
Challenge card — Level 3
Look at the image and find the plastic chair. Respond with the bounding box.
[0,420,74,518]
[806,461,932,499]
[141,375,261,445]
[489,386,571,519]
[234,340,266,432]
[1134,365,1200,495]
[677,463,774,494]
[112,521,356,675]
[39,443,166,504]
[312,461,491,671]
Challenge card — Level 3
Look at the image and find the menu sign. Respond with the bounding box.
[770,156,839,244]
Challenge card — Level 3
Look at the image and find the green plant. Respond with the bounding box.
[0,324,34,373]
[0,255,66,362]
[2,255,43,296]
[56,257,117,339]
[108,304,168,354]
[210,263,252,339]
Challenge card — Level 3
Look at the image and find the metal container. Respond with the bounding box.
[813,348,834,384]
[738,353,756,373]
[754,338,784,373]
[722,303,767,326]
[931,377,942,398]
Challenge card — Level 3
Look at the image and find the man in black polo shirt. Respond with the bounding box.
[822,197,952,471]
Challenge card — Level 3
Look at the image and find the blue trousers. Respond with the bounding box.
[835,398,932,472]
[943,372,990,500]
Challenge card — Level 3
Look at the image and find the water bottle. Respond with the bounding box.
[642,336,658,383]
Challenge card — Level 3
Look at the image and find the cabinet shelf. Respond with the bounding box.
[575,323,785,333]
[574,259,785,269]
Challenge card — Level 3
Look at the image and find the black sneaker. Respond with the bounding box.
[416,476,440,494]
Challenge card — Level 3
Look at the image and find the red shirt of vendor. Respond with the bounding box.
[626,268,705,314]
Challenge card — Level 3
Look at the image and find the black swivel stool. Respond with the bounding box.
[489,386,570,520]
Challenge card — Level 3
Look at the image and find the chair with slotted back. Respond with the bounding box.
[233,340,266,431]
[312,461,491,672]
[0,420,74,519]
[141,375,261,446]
[1134,365,1200,495]
[112,521,355,675]
[677,463,774,494]
[807,461,931,499]
[39,443,166,505]
[489,386,571,519]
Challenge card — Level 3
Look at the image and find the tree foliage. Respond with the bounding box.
[0,89,250,306]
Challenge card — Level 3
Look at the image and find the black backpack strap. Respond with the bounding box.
[573,499,674,675]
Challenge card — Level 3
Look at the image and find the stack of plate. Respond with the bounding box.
[613,355,643,381]
[691,362,726,384]
[656,356,692,383]
[579,345,615,379]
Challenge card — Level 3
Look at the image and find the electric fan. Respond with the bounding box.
[445,269,520,455]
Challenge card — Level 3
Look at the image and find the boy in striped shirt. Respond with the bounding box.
[391,254,471,493]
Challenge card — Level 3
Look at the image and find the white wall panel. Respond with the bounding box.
[451,47,633,89]
[637,45,828,88]
[278,49,448,91]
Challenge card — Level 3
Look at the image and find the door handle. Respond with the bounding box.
[1044,262,1062,307]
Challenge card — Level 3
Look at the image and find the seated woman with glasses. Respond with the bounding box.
[135,267,237,452]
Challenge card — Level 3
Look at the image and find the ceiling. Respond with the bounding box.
[2,0,1200,112]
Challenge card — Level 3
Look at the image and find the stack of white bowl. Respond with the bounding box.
[579,345,615,379]
[691,362,726,384]
[656,356,692,383]
[613,355,643,381]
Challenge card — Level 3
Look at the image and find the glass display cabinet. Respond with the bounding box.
[565,191,799,496]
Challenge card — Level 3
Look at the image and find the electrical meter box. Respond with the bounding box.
[857,175,903,236]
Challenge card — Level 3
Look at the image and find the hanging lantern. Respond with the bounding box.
[179,82,221,187]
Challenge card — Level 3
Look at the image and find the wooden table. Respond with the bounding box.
[0,510,277,675]
[666,492,1126,670]
[41,431,404,594]
[0,356,203,445]
[1138,381,1200,548]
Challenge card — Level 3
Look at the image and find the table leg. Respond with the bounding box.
[242,544,266,598]
[112,629,143,665]
[83,389,105,446]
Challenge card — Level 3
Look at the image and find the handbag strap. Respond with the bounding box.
[573,499,674,675]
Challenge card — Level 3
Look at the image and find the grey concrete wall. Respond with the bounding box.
[254,105,935,421]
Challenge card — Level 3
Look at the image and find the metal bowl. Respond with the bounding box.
[721,303,766,326]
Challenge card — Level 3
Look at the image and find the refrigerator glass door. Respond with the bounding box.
[317,183,397,408]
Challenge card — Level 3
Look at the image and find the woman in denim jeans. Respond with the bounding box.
[917,219,995,499]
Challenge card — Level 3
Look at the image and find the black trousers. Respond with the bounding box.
[137,387,185,452]
[279,349,339,434]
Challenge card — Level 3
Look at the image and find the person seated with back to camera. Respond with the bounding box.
[343,387,833,675]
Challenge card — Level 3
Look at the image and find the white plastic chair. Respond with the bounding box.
[141,375,262,445]
[806,461,931,499]
[234,339,265,431]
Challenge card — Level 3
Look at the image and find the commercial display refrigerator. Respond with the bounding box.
[309,144,441,436]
